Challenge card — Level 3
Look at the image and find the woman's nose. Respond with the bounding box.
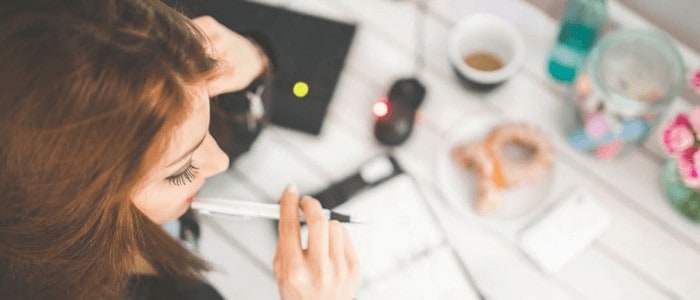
[200,133,230,178]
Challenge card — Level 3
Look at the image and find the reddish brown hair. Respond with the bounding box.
[0,0,218,298]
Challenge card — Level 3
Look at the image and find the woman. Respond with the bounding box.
[0,0,358,299]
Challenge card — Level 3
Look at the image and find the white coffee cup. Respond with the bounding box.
[448,13,525,88]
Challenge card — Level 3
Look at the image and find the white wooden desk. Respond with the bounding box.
[195,0,700,299]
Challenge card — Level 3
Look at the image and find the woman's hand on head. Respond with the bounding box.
[192,16,268,97]
[273,186,359,300]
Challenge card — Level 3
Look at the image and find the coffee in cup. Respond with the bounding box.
[448,13,524,90]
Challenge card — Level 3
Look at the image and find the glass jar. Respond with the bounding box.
[567,29,685,159]
[662,159,700,223]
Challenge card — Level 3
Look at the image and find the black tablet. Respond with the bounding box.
[172,0,356,135]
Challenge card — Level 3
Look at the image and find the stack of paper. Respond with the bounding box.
[331,175,480,299]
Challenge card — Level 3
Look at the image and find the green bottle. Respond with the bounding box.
[547,0,607,83]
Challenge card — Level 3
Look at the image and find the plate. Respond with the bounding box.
[434,115,554,220]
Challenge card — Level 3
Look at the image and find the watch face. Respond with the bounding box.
[209,77,272,165]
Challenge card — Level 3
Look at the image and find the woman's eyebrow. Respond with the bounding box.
[165,133,207,169]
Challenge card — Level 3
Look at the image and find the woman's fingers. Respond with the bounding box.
[190,15,266,95]
[299,196,329,261]
[343,227,358,276]
[328,220,345,271]
[277,185,302,256]
[328,221,344,257]
[273,186,359,299]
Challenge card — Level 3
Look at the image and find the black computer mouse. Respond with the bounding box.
[374,78,426,146]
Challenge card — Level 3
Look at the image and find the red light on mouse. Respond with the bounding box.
[373,98,390,119]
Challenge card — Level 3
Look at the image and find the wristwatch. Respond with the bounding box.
[208,32,276,166]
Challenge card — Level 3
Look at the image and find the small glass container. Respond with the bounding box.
[567,29,685,159]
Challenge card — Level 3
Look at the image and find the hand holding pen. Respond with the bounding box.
[273,185,359,300]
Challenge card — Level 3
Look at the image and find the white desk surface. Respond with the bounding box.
[194,0,700,299]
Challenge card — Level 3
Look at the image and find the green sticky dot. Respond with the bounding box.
[293,81,309,98]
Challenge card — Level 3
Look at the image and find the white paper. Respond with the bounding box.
[519,190,611,273]
[302,175,481,299]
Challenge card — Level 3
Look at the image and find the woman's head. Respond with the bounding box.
[133,85,229,224]
[0,0,228,297]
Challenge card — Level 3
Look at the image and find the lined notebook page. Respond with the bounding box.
[330,175,480,299]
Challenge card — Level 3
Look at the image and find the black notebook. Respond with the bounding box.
[171,0,356,135]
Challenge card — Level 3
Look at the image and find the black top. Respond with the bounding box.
[126,275,224,300]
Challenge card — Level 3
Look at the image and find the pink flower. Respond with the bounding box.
[662,114,695,154]
[678,147,700,188]
[688,106,700,133]
[690,70,700,96]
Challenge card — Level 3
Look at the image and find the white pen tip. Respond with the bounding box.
[350,216,369,224]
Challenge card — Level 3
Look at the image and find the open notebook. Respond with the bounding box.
[306,175,481,299]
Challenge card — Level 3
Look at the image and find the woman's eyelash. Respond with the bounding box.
[167,164,199,186]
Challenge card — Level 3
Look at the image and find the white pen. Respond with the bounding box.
[192,197,366,224]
